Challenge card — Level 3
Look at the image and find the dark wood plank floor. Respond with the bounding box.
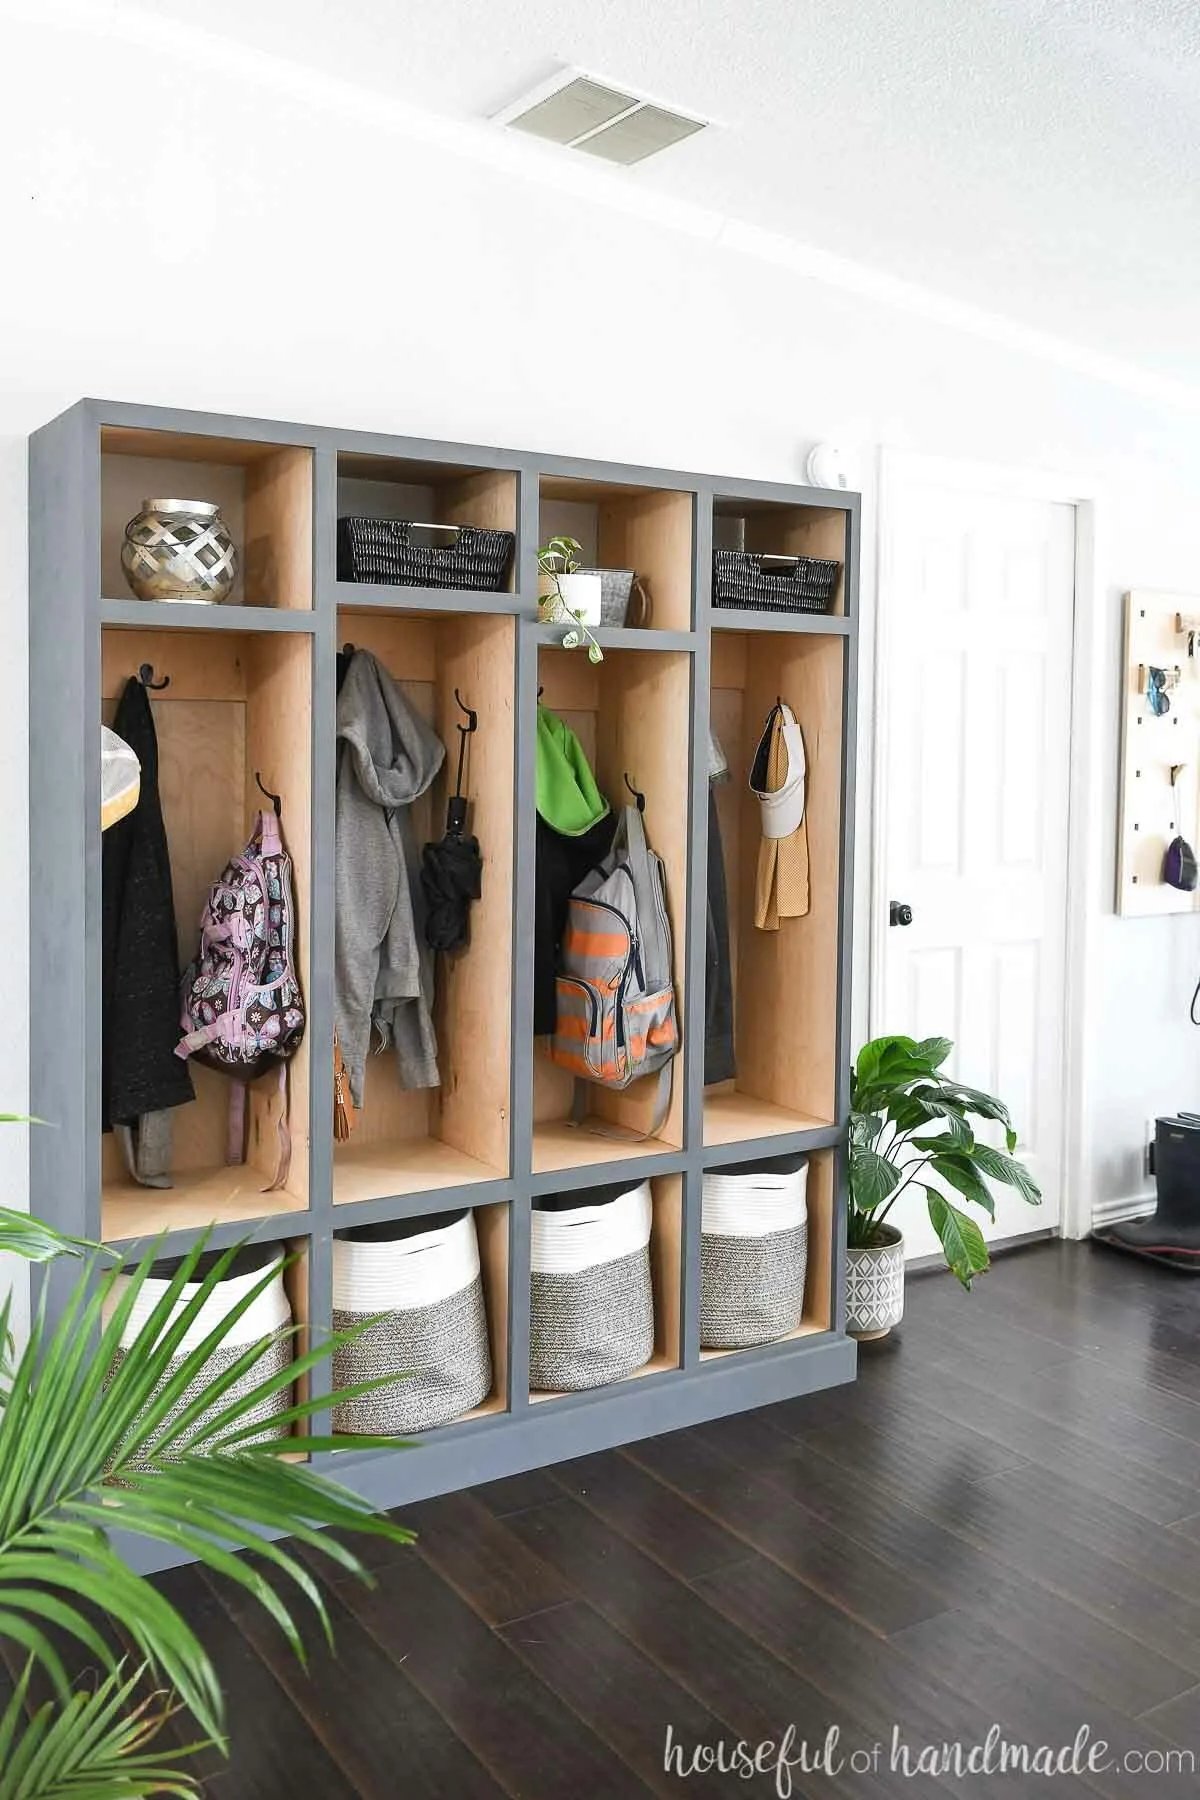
[175,1243,1200,1795]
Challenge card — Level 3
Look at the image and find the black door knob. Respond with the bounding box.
[889,901,914,927]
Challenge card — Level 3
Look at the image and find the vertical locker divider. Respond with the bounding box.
[682,487,714,1369]
[306,446,338,1440]
[832,506,861,1333]
[507,466,541,1410]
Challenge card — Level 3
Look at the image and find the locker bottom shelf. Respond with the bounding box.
[531,1120,678,1175]
[702,1089,831,1147]
[102,1165,307,1246]
[332,1136,507,1205]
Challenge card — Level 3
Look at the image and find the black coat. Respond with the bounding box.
[533,811,617,1037]
[101,680,195,1126]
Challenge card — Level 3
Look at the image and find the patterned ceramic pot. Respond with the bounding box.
[845,1224,905,1339]
[121,496,238,603]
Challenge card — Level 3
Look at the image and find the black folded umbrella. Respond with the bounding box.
[421,691,483,954]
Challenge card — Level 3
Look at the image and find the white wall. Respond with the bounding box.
[2,5,1199,1263]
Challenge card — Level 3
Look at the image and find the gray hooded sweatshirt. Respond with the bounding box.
[335,650,445,1105]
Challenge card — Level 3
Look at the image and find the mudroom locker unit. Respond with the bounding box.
[29,399,860,1571]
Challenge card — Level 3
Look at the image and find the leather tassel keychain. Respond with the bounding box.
[333,1030,357,1141]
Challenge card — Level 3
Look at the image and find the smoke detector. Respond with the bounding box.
[495,70,707,167]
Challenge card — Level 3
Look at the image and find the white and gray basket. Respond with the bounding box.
[332,1209,492,1435]
[700,1153,809,1349]
[530,1179,655,1391]
[103,1241,294,1459]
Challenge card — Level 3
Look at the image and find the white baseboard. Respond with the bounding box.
[1091,1192,1157,1230]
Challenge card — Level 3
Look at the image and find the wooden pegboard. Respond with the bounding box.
[1117,590,1200,916]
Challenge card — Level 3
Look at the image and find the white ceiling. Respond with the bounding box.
[132,0,1200,386]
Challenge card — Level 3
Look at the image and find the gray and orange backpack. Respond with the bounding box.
[548,804,679,1136]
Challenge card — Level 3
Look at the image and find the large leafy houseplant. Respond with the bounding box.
[849,1035,1041,1287]
[0,1195,413,1800]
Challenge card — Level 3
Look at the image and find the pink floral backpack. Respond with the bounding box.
[176,810,305,1188]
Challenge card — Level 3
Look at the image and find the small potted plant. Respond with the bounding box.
[847,1034,1040,1337]
[538,535,604,661]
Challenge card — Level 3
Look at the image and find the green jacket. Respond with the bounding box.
[535,704,610,837]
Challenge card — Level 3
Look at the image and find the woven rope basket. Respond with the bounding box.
[700,1153,809,1349]
[530,1180,655,1391]
[103,1242,293,1464]
[332,1210,492,1435]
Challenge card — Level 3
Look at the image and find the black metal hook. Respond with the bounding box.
[450,690,477,803]
[255,771,282,817]
[138,663,169,691]
[624,773,646,813]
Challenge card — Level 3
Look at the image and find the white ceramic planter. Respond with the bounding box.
[540,569,603,626]
[845,1224,905,1339]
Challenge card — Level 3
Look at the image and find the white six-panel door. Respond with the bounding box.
[877,478,1075,1255]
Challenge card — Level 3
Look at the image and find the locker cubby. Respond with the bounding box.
[529,1174,683,1402]
[336,454,519,593]
[99,625,313,1241]
[539,475,694,631]
[704,628,844,1147]
[332,609,516,1205]
[533,643,691,1170]
[100,427,313,610]
[698,1151,834,1365]
[713,494,848,617]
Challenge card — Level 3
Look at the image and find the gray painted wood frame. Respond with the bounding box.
[29,398,860,1570]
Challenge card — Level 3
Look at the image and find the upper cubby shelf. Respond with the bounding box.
[336,452,520,607]
[539,475,694,633]
[712,493,850,620]
[101,427,313,612]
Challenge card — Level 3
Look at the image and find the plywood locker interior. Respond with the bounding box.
[100,625,313,1239]
[473,1202,511,1419]
[705,630,844,1147]
[533,644,691,1170]
[100,429,314,610]
[332,609,516,1205]
[539,476,694,631]
[336,455,520,592]
[281,1235,312,1458]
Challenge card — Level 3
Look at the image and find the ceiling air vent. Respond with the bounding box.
[497,71,707,167]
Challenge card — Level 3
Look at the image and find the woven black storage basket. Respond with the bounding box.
[337,517,515,590]
[712,549,840,614]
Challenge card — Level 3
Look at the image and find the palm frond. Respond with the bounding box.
[0,1206,98,1266]
[0,1661,204,1800]
[0,1232,414,1744]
